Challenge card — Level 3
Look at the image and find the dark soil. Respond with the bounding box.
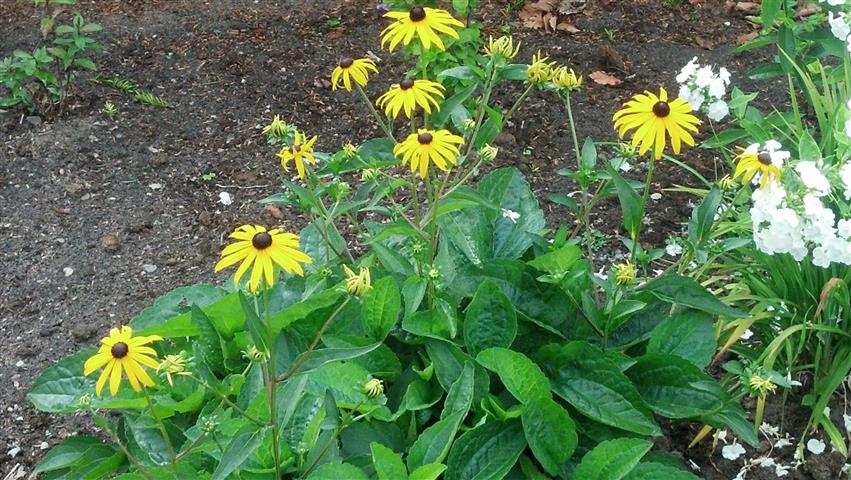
[0,0,838,478]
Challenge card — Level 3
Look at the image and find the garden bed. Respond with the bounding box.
[1,1,846,479]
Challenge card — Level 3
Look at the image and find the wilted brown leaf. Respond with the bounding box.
[265,204,284,220]
[556,21,580,33]
[589,70,622,86]
[735,31,758,45]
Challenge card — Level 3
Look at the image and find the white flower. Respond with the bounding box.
[829,11,851,41]
[741,329,754,340]
[722,441,746,461]
[760,422,779,436]
[666,242,683,257]
[841,162,851,200]
[501,208,520,224]
[707,77,727,99]
[218,191,233,206]
[754,456,775,467]
[785,372,802,387]
[775,463,791,477]
[774,437,793,449]
[619,161,632,173]
[718,67,731,84]
[806,438,826,455]
[676,56,699,83]
[795,161,831,197]
[823,0,846,6]
[707,100,729,121]
[694,66,715,88]
[838,220,851,239]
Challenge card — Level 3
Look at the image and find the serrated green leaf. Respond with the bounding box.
[639,274,746,318]
[363,276,401,341]
[212,426,267,480]
[445,420,526,480]
[441,362,475,419]
[647,309,716,368]
[626,354,726,418]
[522,397,577,475]
[464,280,517,356]
[307,463,369,480]
[409,463,447,480]
[476,347,550,403]
[574,438,652,480]
[371,442,408,480]
[623,462,700,480]
[407,410,465,471]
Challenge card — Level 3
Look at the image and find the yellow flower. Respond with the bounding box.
[376,79,445,119]
[381,6,464,52]
[613,87,701,160]
[484,35,520,59]
[718,174,737,190]
[527,51,554,85]
[393,128,464,178]
[343,143,359,158]
[157,354,190,386]
[748,374,777,397]
[613,262,636,286]
[262,115,288,138]
[363,378,384,399]
[277,129,317,179]
[552,66,582,91]
[214,225,312,292]
[331,57,378,92]
[732,145,784,190]
[343,264,372,296]
[361,168,380,182]
[83,326,162,396]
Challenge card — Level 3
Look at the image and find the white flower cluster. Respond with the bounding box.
[747,146,851,267]
[676,57,731,121]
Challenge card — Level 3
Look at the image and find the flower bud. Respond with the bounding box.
[343,143,359,159]
[613,261,636,286]
[484,35,520,60]
[478,144,498,163]
[363,378,384,399]
[242,345,269,363]
[343,264,372,296]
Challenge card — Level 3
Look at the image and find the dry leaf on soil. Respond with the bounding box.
[589,70,622,86]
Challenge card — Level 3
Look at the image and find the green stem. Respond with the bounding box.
[95,413,155,480]
[277,297,352,382]
[189,376,268,427]
[563,91,594,266]
[630,154,656,265]
[504,84,534,125]
[463,63,498,159]
[143,389,177,468]
[262,290,283,480]
[356,84,396,143]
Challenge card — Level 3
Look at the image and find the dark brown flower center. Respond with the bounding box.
[252,232,273,249]
[417,132,433,144]
[652,101,670,117]
[111,342,129,359]
[409,6,425,22]
[399,79,415,90]
[292,144,301,152]
[758,152,772,165]
[339,57,353,68]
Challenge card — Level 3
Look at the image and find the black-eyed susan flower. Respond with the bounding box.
[376,79,444,119]
[393,128,463,178]
[262,115,289,138]
[484,35,520,59]
[214,225,312,292]
[732,142,788,190]
[552,66,582,91]
[612,87,701,160]
[83,326,162,396]
[343,264,372,296]
[277,129,317,179]
[331,57,378,92]
[527,51,554,85]
[157,353,191,386]
[381,6,464,51]
[612,261,636,286]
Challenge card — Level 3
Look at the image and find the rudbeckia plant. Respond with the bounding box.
[28,3,757,479]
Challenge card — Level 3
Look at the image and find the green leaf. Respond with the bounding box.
[688,187,721,248]
[372,241,416,276]
[409,463,447,480]
[212,426,268,480]
[362,276,401,341]
[403,308,455,341]
[297,343,382,376]
[402,275,428,318]
[497,63,527,81]
[371,442,408,480]
[760,0,781,32]
[527,244,581,276]
[269,288,345,332]
[239,292,268,352]
[307,463,369,480]
[647,309,716,368]
[623,462,700,480]
[131,284,228,337]
[432,83,477,127]
[476,347,550,403]
[580,137,597,170]
[702,401,759,447]
[441,361,475,419]
[427,340,489,401]
[609,167,642,238]
[463,280,517,356]
[573,438,653,480]
[28,349,94,413]
[701,128,750,148]
[126,413,173,465]
[640,274,746,318]
[401,378,442,412]
[439,65,477,81]
[522,397,577,475]
[626,354,726,418]
[34,436,110,473]
[73,57,96,70]
[537,342,660,436]
[798,130,821,162]
[407,410,466,471]
[478,168,545,259]
[445,420,526,480]
[438,208,492,266]
[191,305,225,371]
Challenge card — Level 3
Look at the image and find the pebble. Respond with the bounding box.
[650,193,662,200]
[100,234,120,253]
[15,360,24,368]
[142,264,158,273]
[26,115,42,125]
[8,446,21,457]
[63,267,74,277]
[39,442,49,450]
[148,183,163,190]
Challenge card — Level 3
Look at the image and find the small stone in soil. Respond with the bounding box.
[15,360,24,368]
[63,267,74,277]
[100,234,120,253]
[8,446,21,457]
[142,264,158,273]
